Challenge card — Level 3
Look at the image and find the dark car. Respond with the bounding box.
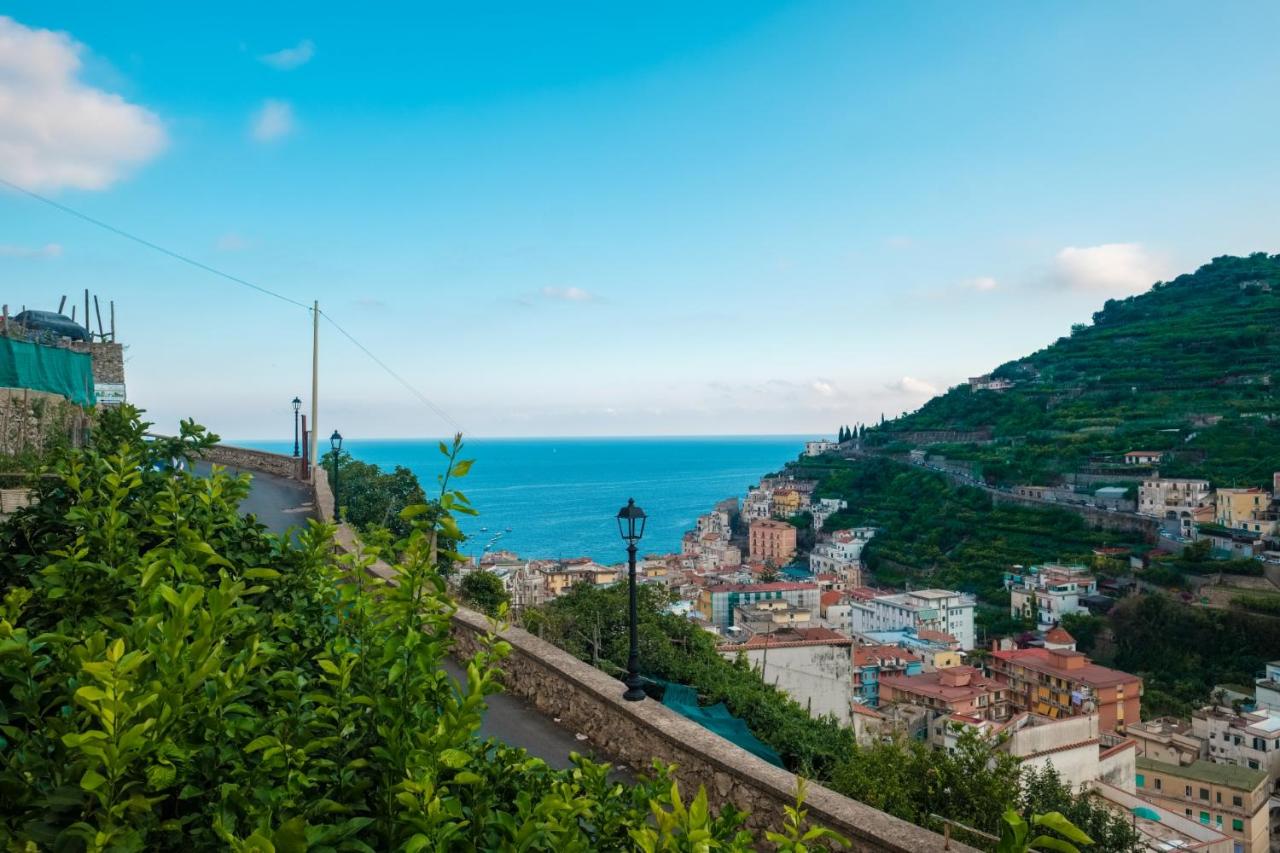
[11,310,90,342]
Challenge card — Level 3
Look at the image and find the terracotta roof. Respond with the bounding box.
[880,667,1003,703]
[820,591,843,608]
[849,703,884,720]
[916,629,956,644]
[990,648,1140,688]
[722,627,851,651]
[706,581,817,594]
[854,644,922,667]
[1044,626,1076,644]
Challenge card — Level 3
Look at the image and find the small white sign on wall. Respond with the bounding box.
[96,383,126,406]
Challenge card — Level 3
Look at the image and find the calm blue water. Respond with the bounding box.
[246,437,806,561]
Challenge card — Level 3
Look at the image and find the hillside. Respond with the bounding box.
[869,253,1280,487]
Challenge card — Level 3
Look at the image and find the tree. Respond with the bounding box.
[460,569,510,616]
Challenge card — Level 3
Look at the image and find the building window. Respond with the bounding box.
[1232,819,1244,832]
[1199,812,1209,825]
[1155,778,1162,791]
[1232,795,1242,807]
[1199,788,1209,800]
[1185,786,1192,797]
[1135,774,1144,788]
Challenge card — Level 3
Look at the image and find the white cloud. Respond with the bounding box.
[964,275,998,292]
[215,232,249,251]
[540,286,595,302]
[888,376,938,396]
[0,242,62,258]
[0,16,166,191]
[811,380,835,397]
[250,100,295,142]
[259,39,315,70]
[1052,243,1166,295]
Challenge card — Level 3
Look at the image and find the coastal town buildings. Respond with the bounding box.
[697,581,819,630]
[1138,477,1213,536]
[809,497,848,532]
[848,588,976,650]
[1133,757,1271,853]
[1124,450,1166,466]
[804,439,836,457]
[732,599,813,636]
[988,646,1142,733]
[852,643,923,707]
[1214,487,1277,536]
[879,666,1011,721]
[1003,564,1098,630]
[808,527,872,587]
[1256,661,1280,712]
[748,518,797,564]
[770,488,804,519]
[858,628,962,671]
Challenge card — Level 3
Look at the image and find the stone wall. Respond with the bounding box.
[451,608,968,852]
[66,341,125,385]
[989,489,1159,540]
[0,386,90,456]
[201,443,304,480]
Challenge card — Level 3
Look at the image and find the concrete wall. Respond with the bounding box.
[732,644,857,725]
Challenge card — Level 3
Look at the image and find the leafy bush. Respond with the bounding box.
[459,569,510,617]
[0,407,816,851]
[320,449,427,538]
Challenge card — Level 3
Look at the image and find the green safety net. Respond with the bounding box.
[0,337,96,406]
[657,681,783,767]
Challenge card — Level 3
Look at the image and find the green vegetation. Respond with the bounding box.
[872,253,1280,488]
[795,455,1147,603]
[525,583,1139,851]
[0,407,821,851]
[320,449,427,538]
[459,569,511,617]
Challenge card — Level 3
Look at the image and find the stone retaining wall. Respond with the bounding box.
[0,386,90,455]
[201,444,303,480]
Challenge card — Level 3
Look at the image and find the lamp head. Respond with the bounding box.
[330,430,343,452]
[616,498,647,543]
[292,396,302,412]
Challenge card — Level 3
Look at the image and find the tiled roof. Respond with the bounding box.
[1043,626,1076,644]
[991,648,1139,688]
[706,581,817,594]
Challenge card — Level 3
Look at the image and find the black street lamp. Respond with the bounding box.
[616,497,647,701]
[330,430,343,521]
[292,397,302,457]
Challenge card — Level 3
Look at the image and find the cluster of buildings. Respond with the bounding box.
[1137,472,1280,558]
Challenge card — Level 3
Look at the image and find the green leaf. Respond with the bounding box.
[1033,812,1094,846]
[439,748,471,769]
[80,768,107,791]
[1025,836,1084,853]
[245,735,278,753]
[272,816,308,853]
[243,568,281,580]
[452,771,483,785]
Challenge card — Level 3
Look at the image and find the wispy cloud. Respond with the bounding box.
[259,39,315,70]
[250,99,295,142]
[887,376,938,396]
[1051,243,1167,295]
[0,243,62,258]
[540,286,595,302]
[0,16,166,191]
[963,275,998,292]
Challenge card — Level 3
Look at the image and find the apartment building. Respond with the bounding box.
[1004,564,1098,630]
[1256,661,1280,712]
[852,643,923,708]
[1138,477,1213,537]
[697,580,819,629]
[1192,706,1280,784]
[1215,487,1277,535]
[849,588,976,650]
[809,498,848,532]
[748,518,798,563]
[880,666,1011,721]
[1133,757,1270,853]
[988,646,1142,733]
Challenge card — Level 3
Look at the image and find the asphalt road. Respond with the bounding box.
[195,460,629,778]
[192,461,317,535]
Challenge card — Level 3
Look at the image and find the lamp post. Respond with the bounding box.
[616,498,647,701]
[291,397,302,457]
[330,430,343,522]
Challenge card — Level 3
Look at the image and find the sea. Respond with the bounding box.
[245,436,807,563]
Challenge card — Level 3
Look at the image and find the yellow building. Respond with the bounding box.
[771,488,803,518]
[1134,757,1270,853]
[1214,488,1270,530]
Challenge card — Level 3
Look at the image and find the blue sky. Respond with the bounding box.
[1,2,1278,439]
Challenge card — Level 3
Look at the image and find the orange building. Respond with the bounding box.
[879,666,1011,721]
[988,647,1141,733]
[749,518,798,563]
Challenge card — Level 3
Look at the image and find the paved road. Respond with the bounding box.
[198,460,628,778]
[192,461,317,535]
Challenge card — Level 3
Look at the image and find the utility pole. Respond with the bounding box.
[310,300,319,475]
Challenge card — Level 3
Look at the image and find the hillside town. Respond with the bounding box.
[457,440,1280,852]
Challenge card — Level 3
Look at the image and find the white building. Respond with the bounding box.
[1138,477,1212,537]
[849,588,976,650]
[804,439,837,457]
[1255,661,1280,712]
[1192,706,1280,782]
[1003,564,1098,631]
[810,497,848,532]
[717,627,856,723]
[742,489,772,521]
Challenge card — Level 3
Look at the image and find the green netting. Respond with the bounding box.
[0,337,96,406]
[658,681,783,767]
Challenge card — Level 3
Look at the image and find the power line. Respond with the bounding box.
[0,175,311,311]
[0,175,464,433]
[319,309,464,433]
